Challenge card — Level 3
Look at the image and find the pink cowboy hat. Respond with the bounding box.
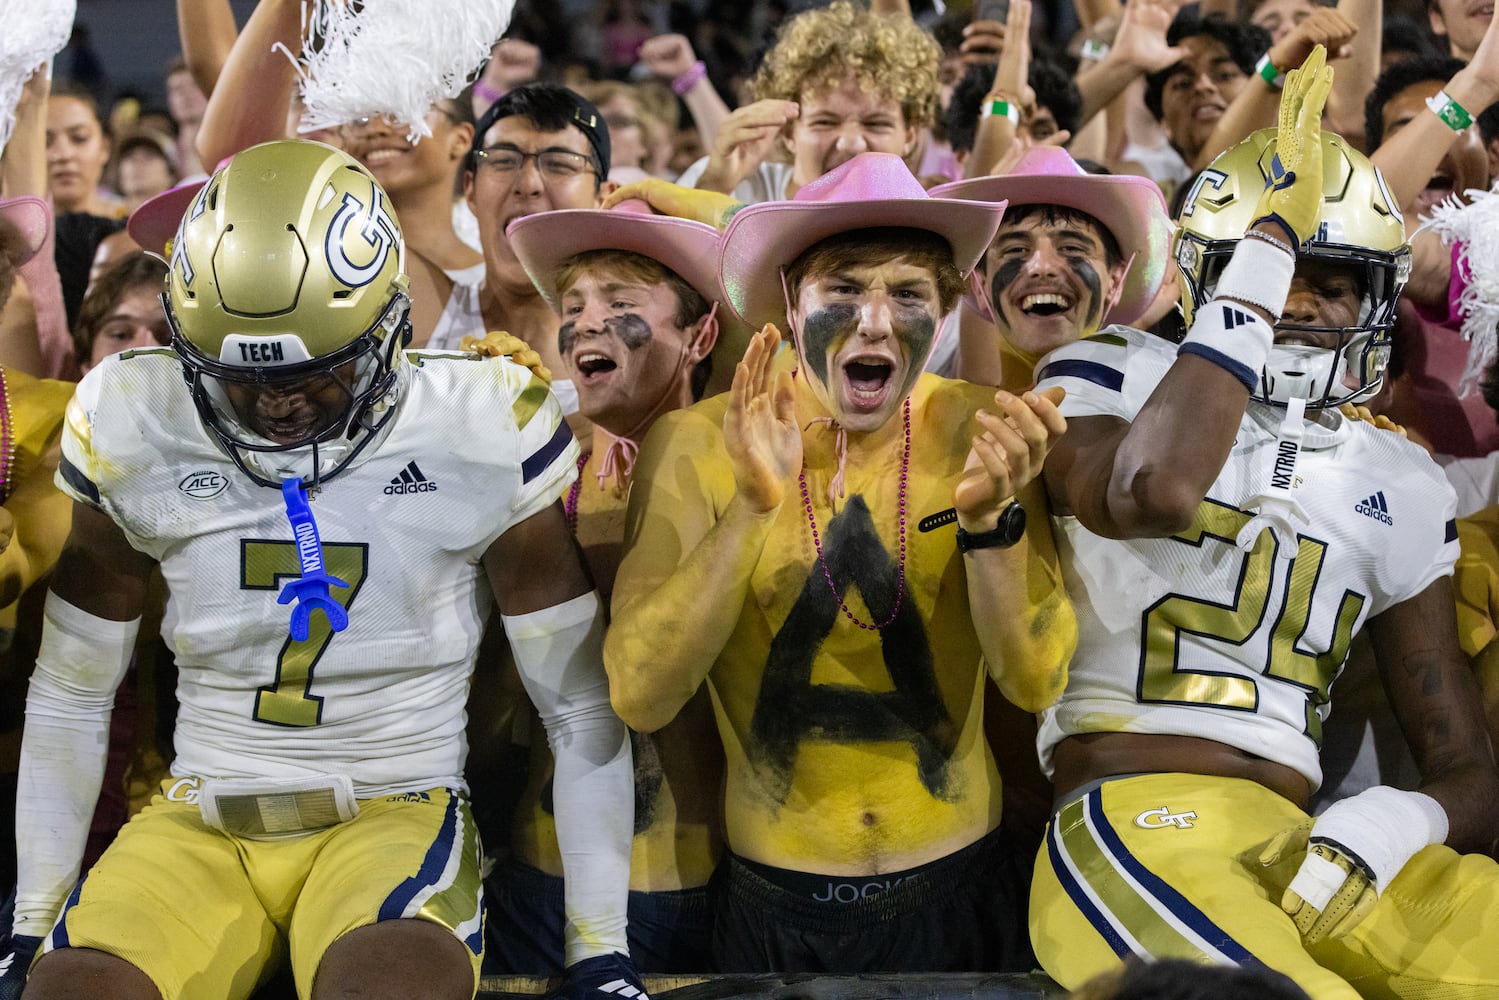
[719,152,1008,331]
[127,176,208,258]
[507,199,724,315]
[0,196,50,266]
[929,147,1172,326]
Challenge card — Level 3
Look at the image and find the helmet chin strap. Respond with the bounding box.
[1236,394,1309,560]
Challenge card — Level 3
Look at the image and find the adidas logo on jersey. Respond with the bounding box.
[384,461,437,495]
[596,982,647,999]
[1355,491,1393,525]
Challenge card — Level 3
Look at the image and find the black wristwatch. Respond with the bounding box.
[955,501,1027,553]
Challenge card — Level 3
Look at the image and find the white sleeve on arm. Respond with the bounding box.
[502,591,632,966]
[14,593,138,938]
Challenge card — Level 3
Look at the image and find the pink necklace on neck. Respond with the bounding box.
[796,395,911,632]
[564,451,590,533]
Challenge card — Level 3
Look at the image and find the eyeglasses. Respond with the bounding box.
[472,146,595,180]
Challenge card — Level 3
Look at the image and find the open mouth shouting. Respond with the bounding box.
[1021,292,1073,318]
[573,349,620,386]
[842,354,897,412]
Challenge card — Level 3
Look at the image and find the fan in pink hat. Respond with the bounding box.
[498,197,732,978]
[603,151,1077,977]
[929,146,1174,392]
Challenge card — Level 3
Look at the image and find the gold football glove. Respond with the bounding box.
[602,178,745,230]
[1337,403,1407,437]
[1252,44,1334,247]
[461,330,551,383]
[1282,840,1379,943]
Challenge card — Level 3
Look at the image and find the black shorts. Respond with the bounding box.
[482,856,713,974]
[711,826,1034,974]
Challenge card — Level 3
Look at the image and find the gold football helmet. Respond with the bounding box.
[165,139,411,487]
[1175,128,1411,408]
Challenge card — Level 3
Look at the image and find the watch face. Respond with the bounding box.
[998,500,1026,544]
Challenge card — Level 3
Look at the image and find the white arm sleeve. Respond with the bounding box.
[14,593,138,938]
[502,591,632,966]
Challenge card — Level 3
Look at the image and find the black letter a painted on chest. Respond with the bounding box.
[750,495,958,805]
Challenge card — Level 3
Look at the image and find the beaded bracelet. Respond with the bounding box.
[983,99,1021,125]
[1426,89,1473,131]
[1255,53,1285,90]
[672,60,708,96]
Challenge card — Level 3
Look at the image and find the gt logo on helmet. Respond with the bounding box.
[173,182,211,288]
[325,186,399,289]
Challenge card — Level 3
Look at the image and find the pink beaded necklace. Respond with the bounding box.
[797,395,910,631]
[564,451,590,533]
[0,366,14,504]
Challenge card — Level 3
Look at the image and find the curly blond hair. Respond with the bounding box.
[749,1,942,130]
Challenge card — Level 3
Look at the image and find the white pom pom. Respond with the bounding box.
[0,0,76,154]
[287,0,516,142]
[1419,187,1499,398]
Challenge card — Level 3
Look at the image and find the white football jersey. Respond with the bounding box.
[1034,327,1458,790]
[59,348,578,797]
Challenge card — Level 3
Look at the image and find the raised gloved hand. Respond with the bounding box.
[1260,786,1448,944]
[1252,44,1334,247]
[1338,402,1407,437]
[0,931,41,999]
[461,330,551,383]
[601,179,744,230]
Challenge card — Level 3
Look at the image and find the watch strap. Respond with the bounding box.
[955,501,1026,552]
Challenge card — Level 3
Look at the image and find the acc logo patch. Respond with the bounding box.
[179,470,229,500]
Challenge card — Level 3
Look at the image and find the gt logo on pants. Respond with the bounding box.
[1134,805,1197,829]
[165,776,202,804]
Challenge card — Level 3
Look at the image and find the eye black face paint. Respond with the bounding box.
[1068,255,1104,330]
[801,304,858,385]
[605,313,654,351]
[989,257,1025,314]
[558,319,578,359]
[893,313,936,398]
[749,495,958,805]
[557,312,655,358]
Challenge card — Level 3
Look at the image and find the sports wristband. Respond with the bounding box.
[983,99,1021,125]
[672,59,708,96]
[1425,89,1473,131]
[1216,232,1296,319]
[1080,38,1110,61]
[1179,297,1275,392]
[1305,786,1449,893]
[473,78,503,103]
[1256,53,1285,90]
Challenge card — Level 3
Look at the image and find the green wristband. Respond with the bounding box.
[1255,53,1285,90]
[983,99,1021,126]
[1426,89,1473,131]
